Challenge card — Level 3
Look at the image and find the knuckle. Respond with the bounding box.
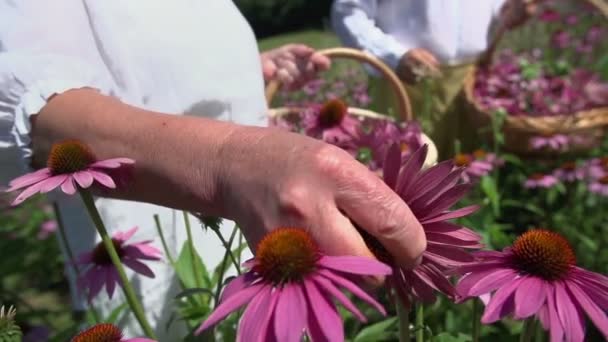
[277,182,311,219]
[311,144,348,176]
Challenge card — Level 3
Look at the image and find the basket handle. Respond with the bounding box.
[265,47,413,121]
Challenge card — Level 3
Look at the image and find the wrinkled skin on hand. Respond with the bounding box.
[216,126,427,269]
[396,48,441,85]
[260,44,331,89]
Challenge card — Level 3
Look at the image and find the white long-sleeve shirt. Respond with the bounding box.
[0,0,266,339]
[331,0,507,69]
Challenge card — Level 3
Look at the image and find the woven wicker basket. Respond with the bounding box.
[265,47,438,166]
[464,0,608,157]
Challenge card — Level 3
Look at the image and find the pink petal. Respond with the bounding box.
[90,157,135,169]
[11,181,47,205]
[106,268,118,299]
[420,205,479,224]
[312,275,366,322]
[317,255,392,276]
[39,174,69,193]
[76,252,94,264]
[481,277,522,323]
[73,171,94,188]
[424,245,474,266]
[410,168,463,206]
[86,267,106,300]
[546,284,565,342]
[274,284,307,342]
[396,145,428,195]
[303,279,343,342]
[122,244,162,260]
[412,264,455,298]
[418,184,472,220]
[89,170,116,188]
[123,339,156,342]
[221,273,257,303]
[555,282,585,342]
[237,286,276,342]
[122,258,156,278]
[7,168,51,191]
[514,277,547,319]
[60,177,77,195]
[468,268,518,297]
[405,160,454,200]
[114,226,139,243]
[317,269,386,315]
[566,281,608,339]
[195,283,265,335]
[407,270,438,302]
[382,144,401,189]
[456,267,514,297]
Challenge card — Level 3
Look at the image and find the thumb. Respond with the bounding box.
[334,166,427,269]
[261,58,277,82]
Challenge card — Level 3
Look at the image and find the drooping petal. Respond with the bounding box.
[220,272,258,303]
[566,281,608,339]
[426,232,483,248]
[60,177,77,195]
[303,279,343,342]
[90,157,135,169]
[274,284,307,342]
[312,275,366,322]
[514,277,547,319]
[417,184,472,220]
[89,170,117,188]
[195,283,265,335]
[122,259,156,278]
[410,168,463,205]
[86,267,106,300]
[73,171,94,188]
[555,282,585,342]
[456,267,515,297]
[39,174,69,193]
[382,144,401,189]
[468,268,519,297]
[106,268,118,299]
[546,284,565,342]
[405,160,454,200]
[11,181,47,205]
[424,245,475,266]
[317,255,392,276]
[395,145,428,195]
[411,264,455,298]
[237,285,275,342]
[122,243,162,260]
[420,205,479,224]
[8,168,52,188]
[316,269,386,315]
[481,277,522,323]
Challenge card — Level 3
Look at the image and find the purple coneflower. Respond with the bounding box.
[529,134,569,151]
[586,157,608,179]
[301,99,360,144]
[452,149,500,183]
[6,140,134,206]
[539,8,561,22]
[37,220,58,240]
[456,229,608,341]
[524,173,558,189]
[588,175,608,196]
[358,145,482,307]
[71,323,155,342]
[76,226,162,300]
[195,227,391,341]
[552,162,584,182]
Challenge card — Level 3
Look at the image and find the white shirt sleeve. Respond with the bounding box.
[0,51,116,172]
[331,0,409,70]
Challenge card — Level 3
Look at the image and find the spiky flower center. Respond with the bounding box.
[254,228,319,285]
[599,175,608,185]
[318,99,347,128]
[512,230,576,280]
[560,161,577,171]
[91,239,124,266]
[454,153,472,167]
[47,140,96,175]
[473,149,487,160]
[71,323,123,342]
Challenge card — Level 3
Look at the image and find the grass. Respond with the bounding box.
[258,29,339,51]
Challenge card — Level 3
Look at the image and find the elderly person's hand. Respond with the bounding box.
[261,44,331,89]
[396,48,441,85]
[32,89,427,270]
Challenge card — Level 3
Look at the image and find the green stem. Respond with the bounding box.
[415,303,424,342]
[210,226,241,274]
[237,231,244,272]
[183,211,203,289]
[153,214,175,265]
[52,202,101,323]
[520,318,536,342]
[79,190,156,339]
[472,299,480,342]
[396,300,410,342]
[213,225,239,309]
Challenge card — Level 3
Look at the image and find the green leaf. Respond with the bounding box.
[105,303,128,324]
[480,176,500,216]
[433,332,471,342]
[353,317,397,342]
[175,288,214,300]
[175,241,211,290]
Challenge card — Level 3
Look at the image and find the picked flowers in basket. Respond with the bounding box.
[271,97,425,171]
